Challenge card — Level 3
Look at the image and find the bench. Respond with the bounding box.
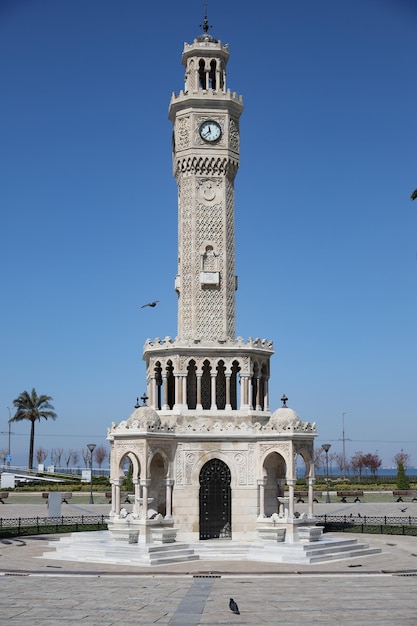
[294,490,322,503]
[0,492,9,504]
[105,491,134,504]
[393,490,417,503]
[42,492,72,504]
[337,490,363,503]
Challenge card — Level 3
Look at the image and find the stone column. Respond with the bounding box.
[240,374,249,409]
[225,374,232,410]
[257,478,267,519]
[308,477,316,518]
[109,481,116,515]
[255,376,262,410]
[140,479,151,520]
[162,373,169,410]
[174,373,181,408]
[287,479,296,518]
[182,375,187,409]
[132,479,141,517]
[114,481,121,516]
[210,373,217,410]
[263,378,269,412]
[196,374,202,410]
[150,376,156,409]
[165,478,174,519]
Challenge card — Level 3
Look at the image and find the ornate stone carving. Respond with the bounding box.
[176,443,184,485]
[229,117,240,153]
[197,178,221,205]
[234,452,247,485]
[248,443,255,484]
[185,452,197,485]
[177,116,191,150]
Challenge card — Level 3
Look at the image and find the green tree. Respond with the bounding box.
[396,462,410,490]
[9,388,57,471]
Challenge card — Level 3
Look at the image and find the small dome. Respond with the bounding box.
[126,406,161,430]
[269,406,301,430]
[196,33,218,43]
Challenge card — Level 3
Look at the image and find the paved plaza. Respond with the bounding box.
[1,496,417,624]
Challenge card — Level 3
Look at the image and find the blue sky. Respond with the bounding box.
[0,0,416,469]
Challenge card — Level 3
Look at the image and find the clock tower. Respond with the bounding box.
[169,17,243,343]
[108,16,316,546]
[142,16,274,415]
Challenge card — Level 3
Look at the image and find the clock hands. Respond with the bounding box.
[199,120,221,142]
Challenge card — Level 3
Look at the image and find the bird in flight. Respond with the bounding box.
[141,301,159,308]
[411,189,417,200]
[229,598,240,615]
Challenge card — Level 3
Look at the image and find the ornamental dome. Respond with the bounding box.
[125,406,161,430]
[269,406,301,430]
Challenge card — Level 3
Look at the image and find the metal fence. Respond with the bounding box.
[0,515,108,538]
[1,514,417,539]
[317,514,417,536]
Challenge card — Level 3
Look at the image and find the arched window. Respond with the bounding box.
[216,360,226,410]
[187,360,197,410]
[209,60,217,89]
[198,59,206,89]
[230,360,240,410]
[201,360,211,409]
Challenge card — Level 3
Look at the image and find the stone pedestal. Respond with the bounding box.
[295,525,324,542]
[108,516,177,545]
[107,519,140,544]
[257,526,286,542]
[256,513,322,545]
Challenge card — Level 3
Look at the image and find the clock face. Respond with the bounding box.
[199,120,221,143]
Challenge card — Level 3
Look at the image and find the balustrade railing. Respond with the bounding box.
[317,514,417,536]
[0,515,107,537]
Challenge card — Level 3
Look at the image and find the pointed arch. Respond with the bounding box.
[166,360,175,409]
[199,458,231,539]
[149,451,168,516]
[230,359,240,410]
[216,360,226,409]
[263,451,286,515]
[201,359,211,409]
[186,359,197,409]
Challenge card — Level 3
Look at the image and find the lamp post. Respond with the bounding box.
[87,443,96,504]
[322,443,331,503]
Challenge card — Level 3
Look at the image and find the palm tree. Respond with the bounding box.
[9,388,57,471]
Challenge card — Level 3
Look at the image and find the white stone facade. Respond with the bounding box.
[108,25,317,544]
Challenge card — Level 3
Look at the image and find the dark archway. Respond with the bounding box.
[187,359,197,409]
[201,360,211,409]
[199,458,231,540]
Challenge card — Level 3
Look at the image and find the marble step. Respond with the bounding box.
[43,533,199,566]
[249,538,381,564]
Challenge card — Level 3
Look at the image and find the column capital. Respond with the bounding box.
[164,478,175,486]
[140,479,151,487]
[257,478,267,486]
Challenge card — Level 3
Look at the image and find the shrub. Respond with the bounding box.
[397,463,410,490]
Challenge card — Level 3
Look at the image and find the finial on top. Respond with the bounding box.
[281,394,288,407]
[199,3,212,34]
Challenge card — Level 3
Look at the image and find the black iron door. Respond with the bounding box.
[199,458,231,540]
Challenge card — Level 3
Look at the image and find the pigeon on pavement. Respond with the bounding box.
[229,598,240,615]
